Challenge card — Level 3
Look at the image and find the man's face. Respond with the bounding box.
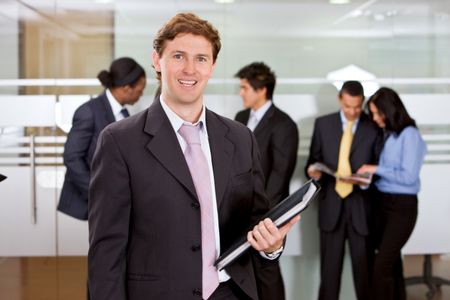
[239,79,267,110]
[152,33,215,108]
[339,92,363,121]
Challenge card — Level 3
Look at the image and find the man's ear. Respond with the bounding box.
[123,84,132,94]
[152,50,161,72]
[256,86,267,98]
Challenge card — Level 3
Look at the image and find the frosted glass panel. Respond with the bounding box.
[0,166,57,256]
[402,94,450,125]
[56,95,90,133]
[0,96,56,126]
[403,164,450,254]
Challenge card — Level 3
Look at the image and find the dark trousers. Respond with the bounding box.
[318,200,370,300]
[209,280,251,300]
[370,193,418,300]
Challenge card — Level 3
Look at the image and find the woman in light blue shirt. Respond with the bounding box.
[358,87,426,300]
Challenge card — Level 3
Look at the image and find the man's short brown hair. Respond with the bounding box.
[153,13,221,81]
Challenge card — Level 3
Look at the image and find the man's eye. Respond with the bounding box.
[174,54,183,59]
[197,56,207,62]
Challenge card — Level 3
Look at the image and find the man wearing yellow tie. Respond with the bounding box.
[306,81,382,300]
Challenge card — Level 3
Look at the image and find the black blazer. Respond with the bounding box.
[235,105,299,207]
[88,100,272,300]
[306,112,381,235]
[58,93,115,220]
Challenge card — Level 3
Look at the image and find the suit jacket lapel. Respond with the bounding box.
[143,101,198,200]
[236,109,250,125]
[351,114,368,155]
[253,104,276,137]
[99,92,116,124]
[206,110,234,208]
[332,113,344,167]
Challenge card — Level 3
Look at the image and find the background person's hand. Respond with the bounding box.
[357,164,377,175]
[307,165,322,180]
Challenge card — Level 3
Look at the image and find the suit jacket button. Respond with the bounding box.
[191,244,201,251]
[192,288,202,297]
[191,202,200,209]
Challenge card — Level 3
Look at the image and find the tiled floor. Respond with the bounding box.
[0,255,449,299]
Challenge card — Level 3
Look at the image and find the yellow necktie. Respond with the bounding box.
[335,120,354,198]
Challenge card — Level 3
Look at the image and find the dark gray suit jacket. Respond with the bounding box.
[88,100,272,300]
[306,112,381,235]
[58,93,115,220]
[235,104,299,208]
[235,105,298,300]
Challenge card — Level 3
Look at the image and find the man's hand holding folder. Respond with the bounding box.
[215,180,320,270]
[247,215,301,254]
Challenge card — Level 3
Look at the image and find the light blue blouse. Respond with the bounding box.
[375,126,427,195]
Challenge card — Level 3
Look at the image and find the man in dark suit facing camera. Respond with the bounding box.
[306,81,381,300]
[235,62,299,300]
[88,13,299,300]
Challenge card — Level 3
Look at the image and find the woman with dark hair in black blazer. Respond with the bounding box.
[58,57,146,220]
[358,87,427,300]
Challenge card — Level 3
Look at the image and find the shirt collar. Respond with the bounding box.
[339,110,360,128]
[251,100,272,121]
[106,89,125,116]
[159,95,208,137]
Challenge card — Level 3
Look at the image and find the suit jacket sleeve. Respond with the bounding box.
[249,131,272,225]
[265,120,299,206]
[63,105,95,199]
[248,131,283,263]
[88,128,131,300]
[305,118,323,178]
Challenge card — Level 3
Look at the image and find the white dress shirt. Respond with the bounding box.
[339,110,360,134]
[247,100,272,131]
[106,89,128,121]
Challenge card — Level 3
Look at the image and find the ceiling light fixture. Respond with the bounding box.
[214,0,235,3]
[330,0,351,4]
[94,0,114,4]
[333,0,377,25]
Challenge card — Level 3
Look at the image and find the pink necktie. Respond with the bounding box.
[179,123,219,299]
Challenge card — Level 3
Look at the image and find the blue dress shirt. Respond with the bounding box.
[375,126,427,195]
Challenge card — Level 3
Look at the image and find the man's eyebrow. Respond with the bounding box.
[169,50,186,54]
[195,53,212,58]
[168,50,211,58]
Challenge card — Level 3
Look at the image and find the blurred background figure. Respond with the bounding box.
[358,87,427,300]
[58,57,146,220]
[306,81,381,300]
[235,62,299,300]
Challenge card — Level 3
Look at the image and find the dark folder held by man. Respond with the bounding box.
[215,179,321,271]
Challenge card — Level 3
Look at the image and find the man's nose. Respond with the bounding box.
[183,59,195,73]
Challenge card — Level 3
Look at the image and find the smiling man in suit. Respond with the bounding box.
[234,62,299,300]
[58,57,146,220]
[88,13,299,300]
[306,81,381,300]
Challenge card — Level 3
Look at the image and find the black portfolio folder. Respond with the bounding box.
[214,179,321,271]
[0,173,6,183]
